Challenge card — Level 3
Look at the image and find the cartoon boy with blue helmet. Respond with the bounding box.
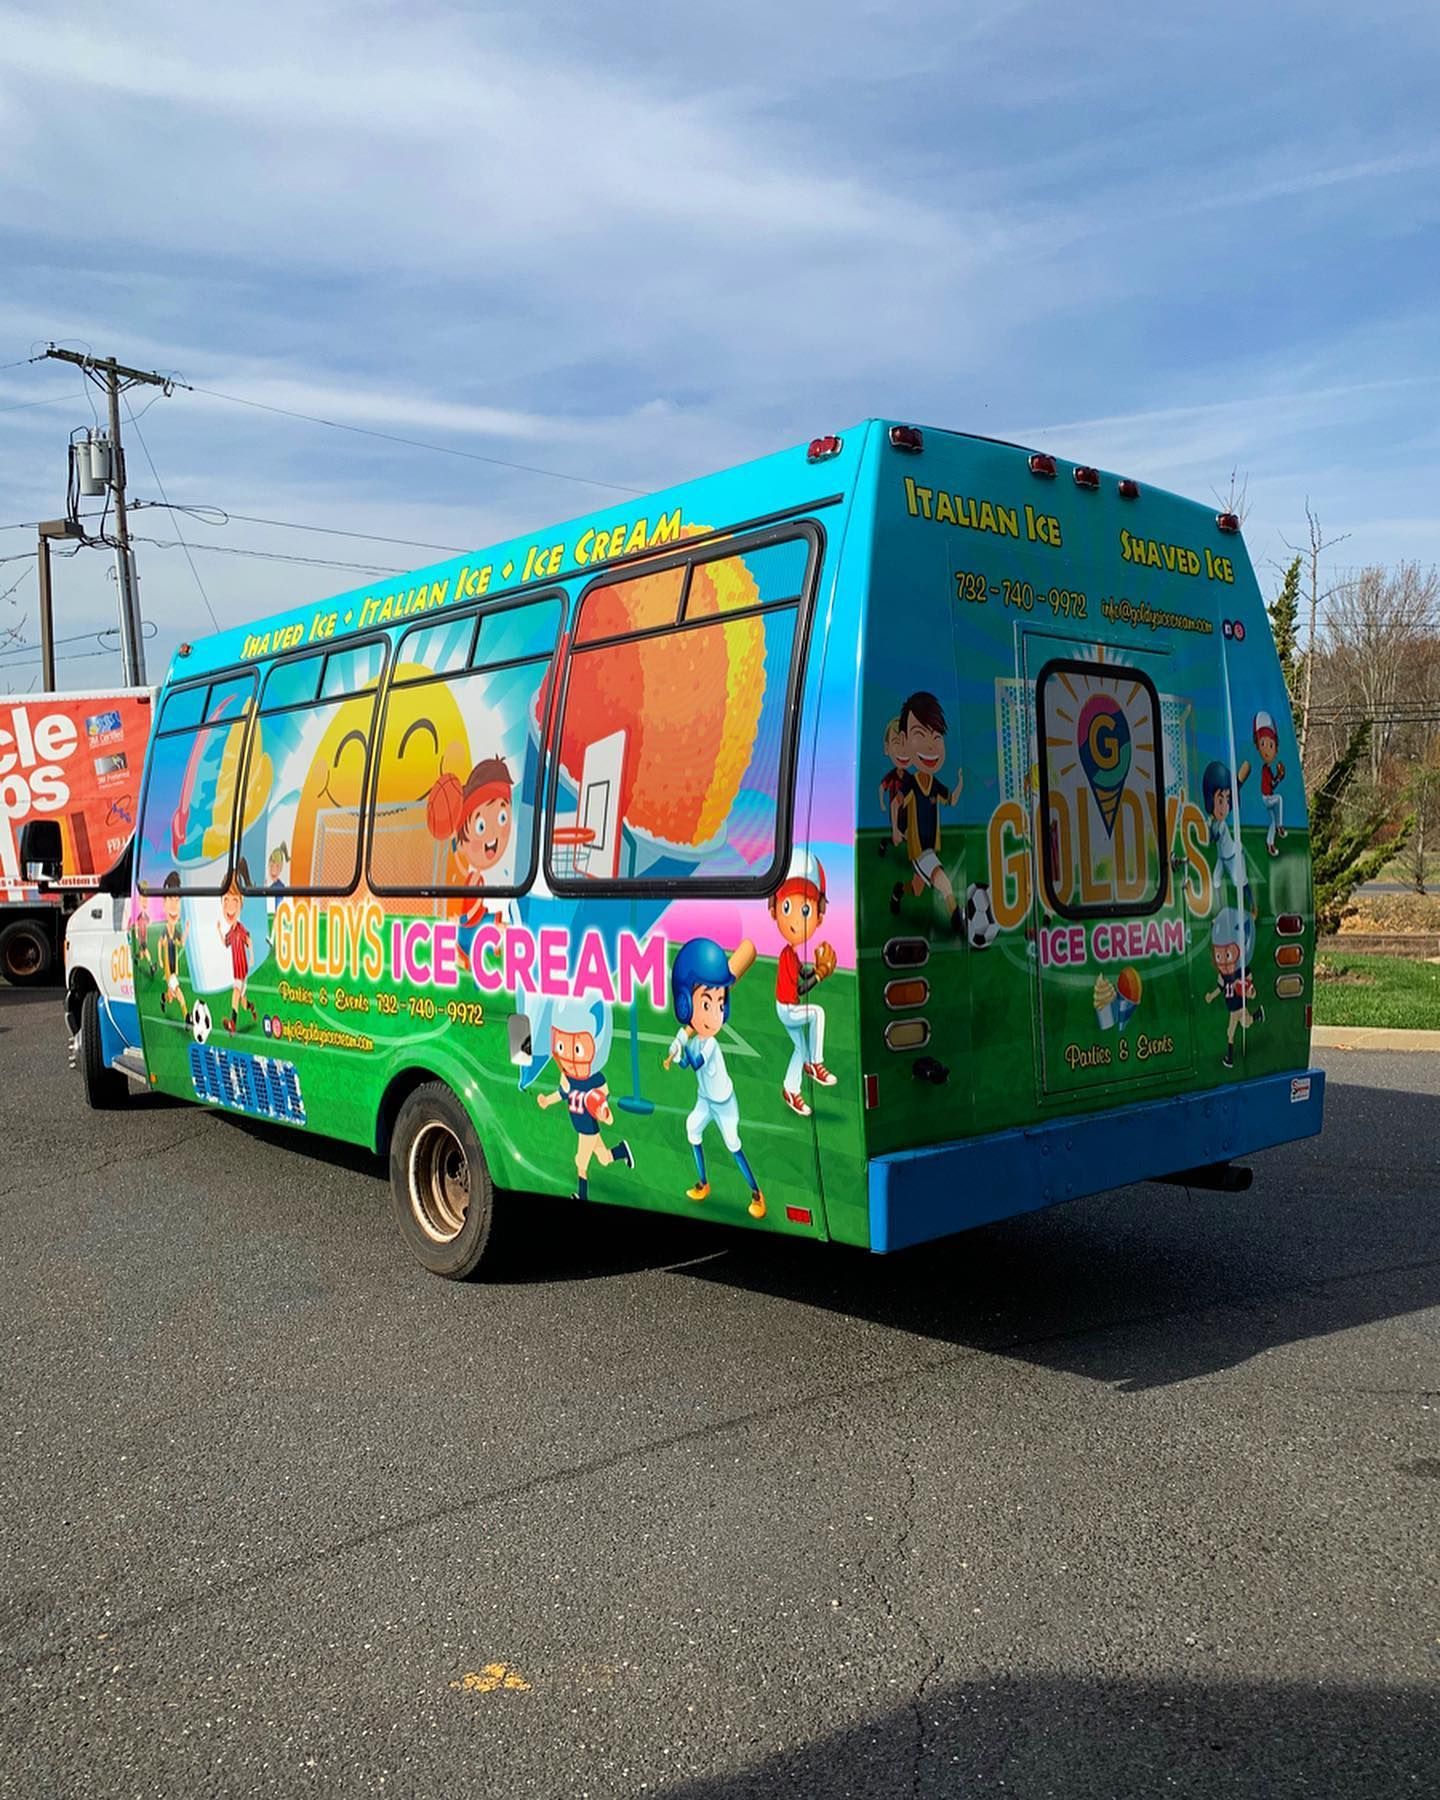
[1202,759,1249,905]
[664,937,765,1219]
[525,993,634,1201]
[1205,905,1265,1068]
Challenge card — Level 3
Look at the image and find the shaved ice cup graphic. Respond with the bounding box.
[1114,965,1143,1032]
[1076,694,1132,837]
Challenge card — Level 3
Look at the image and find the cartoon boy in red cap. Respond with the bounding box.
[1253,711,1286,857]
[769,849,837,1115]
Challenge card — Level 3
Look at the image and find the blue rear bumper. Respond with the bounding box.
[868,1068,1325,1252]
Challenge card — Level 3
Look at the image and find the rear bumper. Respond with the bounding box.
[868,1068,1325,1252]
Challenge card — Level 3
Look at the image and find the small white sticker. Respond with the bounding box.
[1290,1077,1312,1104]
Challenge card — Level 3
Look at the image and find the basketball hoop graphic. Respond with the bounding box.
[549,823,596,881]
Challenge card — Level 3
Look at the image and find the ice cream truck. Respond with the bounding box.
[1,688,151,985]
[64,421,1323,1275]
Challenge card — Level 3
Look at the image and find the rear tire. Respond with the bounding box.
[80,989,129,1110]
[0,918,54,986]
[389,1082,497,1279]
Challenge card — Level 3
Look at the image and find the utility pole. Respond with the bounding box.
[42,347,177,687]
[36,519,83,690]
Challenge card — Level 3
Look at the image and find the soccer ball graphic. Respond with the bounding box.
[964,882,1000,949]
[190,1000,212,1044]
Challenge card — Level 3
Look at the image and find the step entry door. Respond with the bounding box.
[1022,632,1199,1100]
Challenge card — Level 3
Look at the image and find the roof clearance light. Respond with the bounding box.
[1118,478,1141,499]
[888,425,924,453]
[1028,452,1057,478]
[1217,511,1241,533]
[1073,465,1101,490]
[807,435,843,462]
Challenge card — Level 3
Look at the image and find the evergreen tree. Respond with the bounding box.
[1267,554,1305,742]
[1309,720,1413,933]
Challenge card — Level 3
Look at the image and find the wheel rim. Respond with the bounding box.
[409,1120,471,1243]
[5,933,42,979]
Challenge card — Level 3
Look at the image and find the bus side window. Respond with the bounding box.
[551,529,815,890]
[367,595,563,902]
[235,642,386,896]
[137,674,257,895]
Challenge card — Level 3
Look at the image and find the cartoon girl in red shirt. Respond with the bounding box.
[217,859,257,1035]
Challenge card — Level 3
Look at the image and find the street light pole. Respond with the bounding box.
[35,519,83,692]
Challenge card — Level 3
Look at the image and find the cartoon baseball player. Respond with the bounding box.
[155,871,189,1019]
[877,716,910,857]
[1202,758,1250,906]
[532,994,635,1201]
[664,937,765,1219]
[428,756,515,952]
[889,691,965,934]
[1205,906,1265,1068]
[217,860,257,1034]
[769,849,837,1115]
[1253,711,1287,857]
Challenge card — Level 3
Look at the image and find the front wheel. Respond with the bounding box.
[389,1082,498,1279]
[80,989,129,1110]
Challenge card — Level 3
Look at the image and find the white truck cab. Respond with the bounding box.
[59,841,147,1107]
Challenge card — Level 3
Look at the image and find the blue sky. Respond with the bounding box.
[2,0,1438,690]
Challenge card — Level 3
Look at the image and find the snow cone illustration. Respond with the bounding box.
[1114,965,1142,1030]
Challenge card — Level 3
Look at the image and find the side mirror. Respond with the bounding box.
[19,819,63,880]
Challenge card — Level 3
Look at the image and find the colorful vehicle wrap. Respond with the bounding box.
[112,422,1322,1263]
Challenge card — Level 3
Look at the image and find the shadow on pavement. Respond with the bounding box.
[657,1671,1438,1799]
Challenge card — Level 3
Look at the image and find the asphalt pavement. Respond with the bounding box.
[2,982,1437,1798]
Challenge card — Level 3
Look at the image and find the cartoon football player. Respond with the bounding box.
[216,860,257,1034]
[1205,906,1265,1068]
[877,716,910,857]
[889,691,964,934]
[1202,759,1250,905]
[1253,711,1287,857]
[769,849,837,1115]
[428,756,515,952]
[155,872,188,1018]
[664,937,765,1219]
[533,994,635,1201]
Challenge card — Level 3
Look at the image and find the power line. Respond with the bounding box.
[123,397,220,632]
[130,501,466,555]
[0,389,87,417]
[130,535,403,576]
[189,383,644,497]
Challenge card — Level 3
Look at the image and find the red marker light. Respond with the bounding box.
[785,1206,813,1226]
[1305,1004,1313,1030]
[1073,465,1100,490]
[888,424,923,453]
[1232,620,1245,642]
[864,1073,879,1109]
[1216,511,1241,533]
[807,435,843,462]
[1028,452,1057,478]
[1117,478,1141,499]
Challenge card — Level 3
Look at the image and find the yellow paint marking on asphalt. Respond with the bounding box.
[449,1662,531,1694]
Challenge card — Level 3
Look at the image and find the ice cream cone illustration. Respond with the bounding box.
[1093,973,1117,1031]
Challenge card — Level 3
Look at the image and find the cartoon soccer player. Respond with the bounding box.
[1202,759,1250,905]
[1205,906,1265,1068]
[155,871,189,1019]
[129,895,155,978]
[1253,711,1287,857]
[889,691,964,934]
[216,860,257,1034]
[664,937,765,1219]
[877,717,910,856]
[533,995,635,1201]
[428,755,515,951]
[768,850,837,1115]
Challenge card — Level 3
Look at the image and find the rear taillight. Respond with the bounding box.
[1276,944,1305,967]
[807,435,843,462]
[1028,452,1056,478]
[1073,465,1100,490]
[1276,914,1304,936]
[888,425,923,453]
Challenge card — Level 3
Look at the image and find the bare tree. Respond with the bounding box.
[1322,562,1440,787]
[1280,504,1349,769]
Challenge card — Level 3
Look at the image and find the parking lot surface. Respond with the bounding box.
[2,982,1436,1797]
